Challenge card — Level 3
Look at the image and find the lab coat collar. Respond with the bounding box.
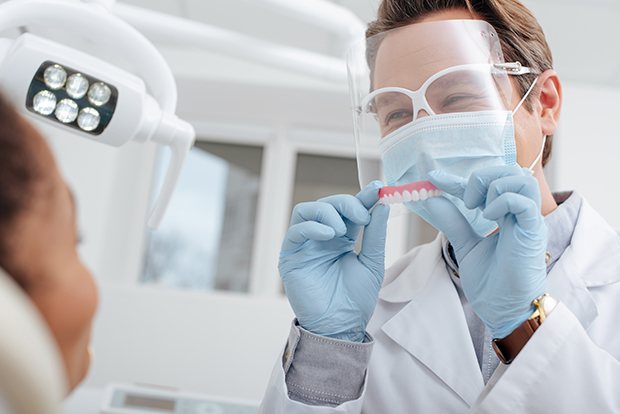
[380,235,484,406]
[561,197,620,287]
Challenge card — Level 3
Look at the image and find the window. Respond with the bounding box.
[292,153,360,205]
[142,142,263,292]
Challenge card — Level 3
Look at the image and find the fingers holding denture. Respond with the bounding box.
[462,166,529,209]
[427,166,539,211]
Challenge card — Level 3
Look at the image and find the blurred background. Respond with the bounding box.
[21,0,618,410]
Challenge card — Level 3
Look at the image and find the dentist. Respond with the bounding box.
[260,0,620,412]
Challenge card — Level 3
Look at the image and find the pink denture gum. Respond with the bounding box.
[378,181,442,205]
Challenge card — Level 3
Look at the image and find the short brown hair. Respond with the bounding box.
[367,0,554,166]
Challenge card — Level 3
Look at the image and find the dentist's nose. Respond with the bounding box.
[415,109,430,120]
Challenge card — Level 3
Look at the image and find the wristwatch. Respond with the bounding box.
[492,294,558,364]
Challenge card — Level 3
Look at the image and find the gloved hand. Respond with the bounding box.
[427,165,547,339]
[279,181,390,342]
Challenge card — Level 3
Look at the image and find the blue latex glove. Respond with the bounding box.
[427,166,547,339]
[279,181,390,342]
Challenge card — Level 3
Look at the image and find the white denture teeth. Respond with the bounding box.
[379,188,443,205]
[419,188,428,200]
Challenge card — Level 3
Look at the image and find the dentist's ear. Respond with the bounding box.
[535,69,562,137]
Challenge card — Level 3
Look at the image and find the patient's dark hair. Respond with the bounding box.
[0,93,44,265]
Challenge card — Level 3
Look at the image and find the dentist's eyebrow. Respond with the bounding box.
[374,92,410,109]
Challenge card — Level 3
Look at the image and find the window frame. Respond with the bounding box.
[136,119,412,297]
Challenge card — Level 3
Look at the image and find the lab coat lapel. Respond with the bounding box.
[547,250,598,330]
[547,199,620,329]
[380,247,484,406]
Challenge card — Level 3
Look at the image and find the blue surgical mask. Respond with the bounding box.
[380,79,542,237]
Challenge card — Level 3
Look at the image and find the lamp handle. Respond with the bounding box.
[148,113,196,228]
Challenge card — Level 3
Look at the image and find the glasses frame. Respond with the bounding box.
[359,62,536,125]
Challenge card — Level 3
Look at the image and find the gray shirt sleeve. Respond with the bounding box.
[282,320,373,407]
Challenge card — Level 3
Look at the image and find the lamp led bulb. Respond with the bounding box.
[43,64,66,90]
[65,73,89,99]
[88,82,111,106]
[77,107,100,131]
[32,90,57,115]
[54,98,78,123]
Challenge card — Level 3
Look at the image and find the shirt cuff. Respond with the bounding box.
[282,320,374,407]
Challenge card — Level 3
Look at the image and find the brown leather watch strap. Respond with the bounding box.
[492,318,540,364]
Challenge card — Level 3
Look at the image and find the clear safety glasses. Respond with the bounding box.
[360,62,535,137]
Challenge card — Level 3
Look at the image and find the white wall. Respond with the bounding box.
[84,284,293,402]
[553,83,620,229]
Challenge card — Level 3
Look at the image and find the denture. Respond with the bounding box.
[379,181,442,205]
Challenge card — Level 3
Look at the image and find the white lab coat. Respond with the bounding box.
[260,199,620,413]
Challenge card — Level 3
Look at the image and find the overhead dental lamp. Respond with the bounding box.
[0,0,196,228]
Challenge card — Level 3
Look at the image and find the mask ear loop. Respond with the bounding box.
[527,135,547,172]
[511,76,545,172]
[512,76,539,115]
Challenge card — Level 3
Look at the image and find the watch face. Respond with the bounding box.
[541,295,558,316]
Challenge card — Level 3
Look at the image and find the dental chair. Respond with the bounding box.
[0,267,65,414]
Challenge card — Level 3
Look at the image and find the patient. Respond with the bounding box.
[0,92,98,391]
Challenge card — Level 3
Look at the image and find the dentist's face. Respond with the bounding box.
[3,118,98,392]
[372,8,561,172]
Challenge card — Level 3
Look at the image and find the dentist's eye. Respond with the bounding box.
[383,110,413,131]
[443,94,474,106]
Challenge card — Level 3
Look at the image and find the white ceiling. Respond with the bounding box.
[120,0,620,87]
[118,0,379,56]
